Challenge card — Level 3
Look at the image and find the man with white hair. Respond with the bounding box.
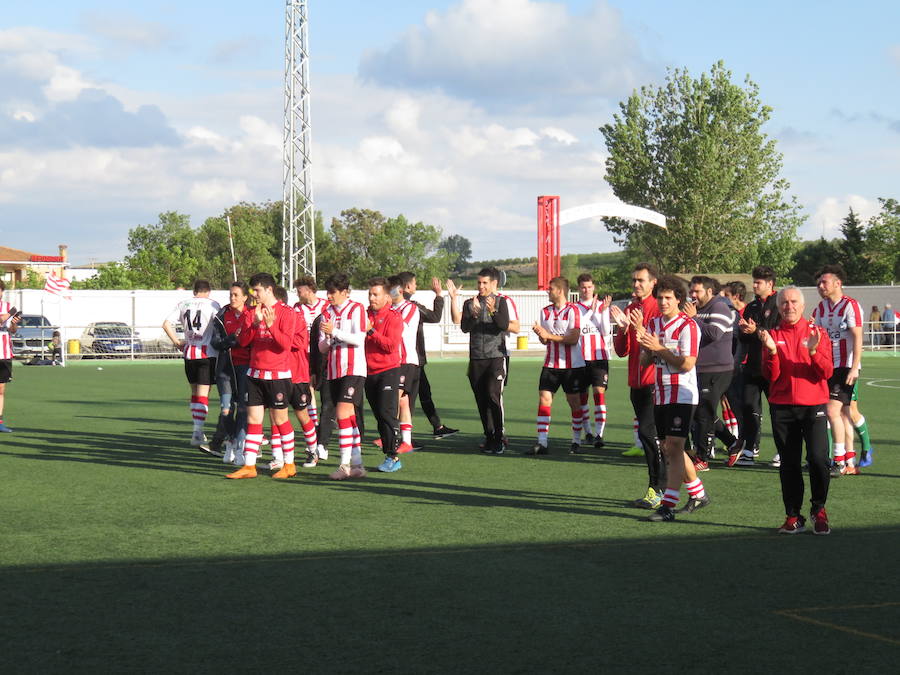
[759,286,834,535]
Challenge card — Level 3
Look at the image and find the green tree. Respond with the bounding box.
[438,234,473,274]
[125,212,201,288]
[789,238,841,286]
[600,61,803,277]
[73,263,137,290]
[838,208,867,284]
[863,198,900,283]
[196,202,282,286]
[317,209,451,288]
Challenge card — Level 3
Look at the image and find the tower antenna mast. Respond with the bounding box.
[282,0,315,286]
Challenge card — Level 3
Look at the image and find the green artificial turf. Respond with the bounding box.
[1,356,898,672]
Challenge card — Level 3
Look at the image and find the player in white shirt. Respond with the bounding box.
[0,281,21,433]
[812,264,865,475]
[529,276,588,455]
[389,275,421,451]
[293,275,328,457]
[163,280,221,448]
[636,275,707,522]
[574,273,613,448]
[318,273,368,480]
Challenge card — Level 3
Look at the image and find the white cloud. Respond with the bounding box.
[81,11,177,50]
[541,127,578,145]
[805,195,881,240]
[889,44,900,68]
[189,179,251,205]
[359,0,654,108]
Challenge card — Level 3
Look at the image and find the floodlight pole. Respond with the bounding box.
[282,0,315,287]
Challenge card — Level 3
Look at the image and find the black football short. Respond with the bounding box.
[288,382,312,410]
[654,403,696,438]
[329,375,365,407]
[184,357,216,386]
[247,377,292,409]
[585,359,609,388]
[0,359,11,384]
[828,368,853,405]
[398,363,420,405]
[538,366,588,395]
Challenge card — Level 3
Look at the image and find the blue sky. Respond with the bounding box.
[1,0,898,266]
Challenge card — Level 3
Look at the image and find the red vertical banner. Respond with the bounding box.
[537,195,560,290]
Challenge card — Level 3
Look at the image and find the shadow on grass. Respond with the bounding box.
[2,529,898,673]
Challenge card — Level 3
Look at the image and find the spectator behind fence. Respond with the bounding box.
[884,304,896,346]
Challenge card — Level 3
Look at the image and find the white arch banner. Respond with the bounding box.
[558,202,667,229]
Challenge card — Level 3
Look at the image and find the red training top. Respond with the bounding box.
[613,294,660,389]
[762,319,833,405]
[365,304,402,375]
[238,302,296,378]
[222,306,250,366]
[289,307,310,384]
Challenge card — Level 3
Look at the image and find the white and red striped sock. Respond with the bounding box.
[722,397,739,437]
[243,423,263,466]
[308,399,318,426]
[595,391,607,438]
[278,421,295,465]
[579,392,592,437]
[661,488,680,508]
[350,415,361,452]
[685,478,706,500]
[537,405,551,444]
[270,428,283,464]
[301,419,317,451]
[833,442,846,465]
[400,422,412,445]
[338,417,354,465]
[571,411,583,444]
[190,395,208,432]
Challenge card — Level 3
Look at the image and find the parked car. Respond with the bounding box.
[11,314,54,357]
[80,322,143,357]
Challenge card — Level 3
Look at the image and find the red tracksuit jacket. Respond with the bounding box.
[762,319,833,405]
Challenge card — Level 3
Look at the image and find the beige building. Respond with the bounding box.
[0,244,69,287]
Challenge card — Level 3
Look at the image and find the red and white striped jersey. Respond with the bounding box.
[392,299,421,366]
[812,296,862,368]
[318,299,367,379]
[648,313,700,405]
[575,300,612,361]
[293,297,328,332]
[167,296,221,360]
[0,301,13,360]
[539,302,585,369]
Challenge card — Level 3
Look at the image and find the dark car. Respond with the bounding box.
[11,314,54,357]
[81,322,143,357]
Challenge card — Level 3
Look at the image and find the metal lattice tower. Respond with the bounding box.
[282,0,315,286]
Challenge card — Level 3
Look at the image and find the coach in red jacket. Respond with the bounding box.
[760,286,834,535]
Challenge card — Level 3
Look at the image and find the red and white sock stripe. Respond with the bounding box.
[594,391,607,438]
[400,422,412,445]
[190,395,209,426]
[338,417,354,465]
[537,405,551,444]
[571,411,583,443]
[661,488,680,508]
[685,478,706,500]
[243,423,263,466]
[278,421,295,465]
[301,419,317,451]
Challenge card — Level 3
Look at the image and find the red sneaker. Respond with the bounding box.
[396,442,414,454]
[811,508,830,535]
[778,516,806,534]
[693,457,710,472]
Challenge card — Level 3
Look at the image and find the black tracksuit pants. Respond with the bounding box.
[630,386,664,490]
[770,403,830,517]
[693,370,733,460]
[365,367,401,457]
[467,357,506,446]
